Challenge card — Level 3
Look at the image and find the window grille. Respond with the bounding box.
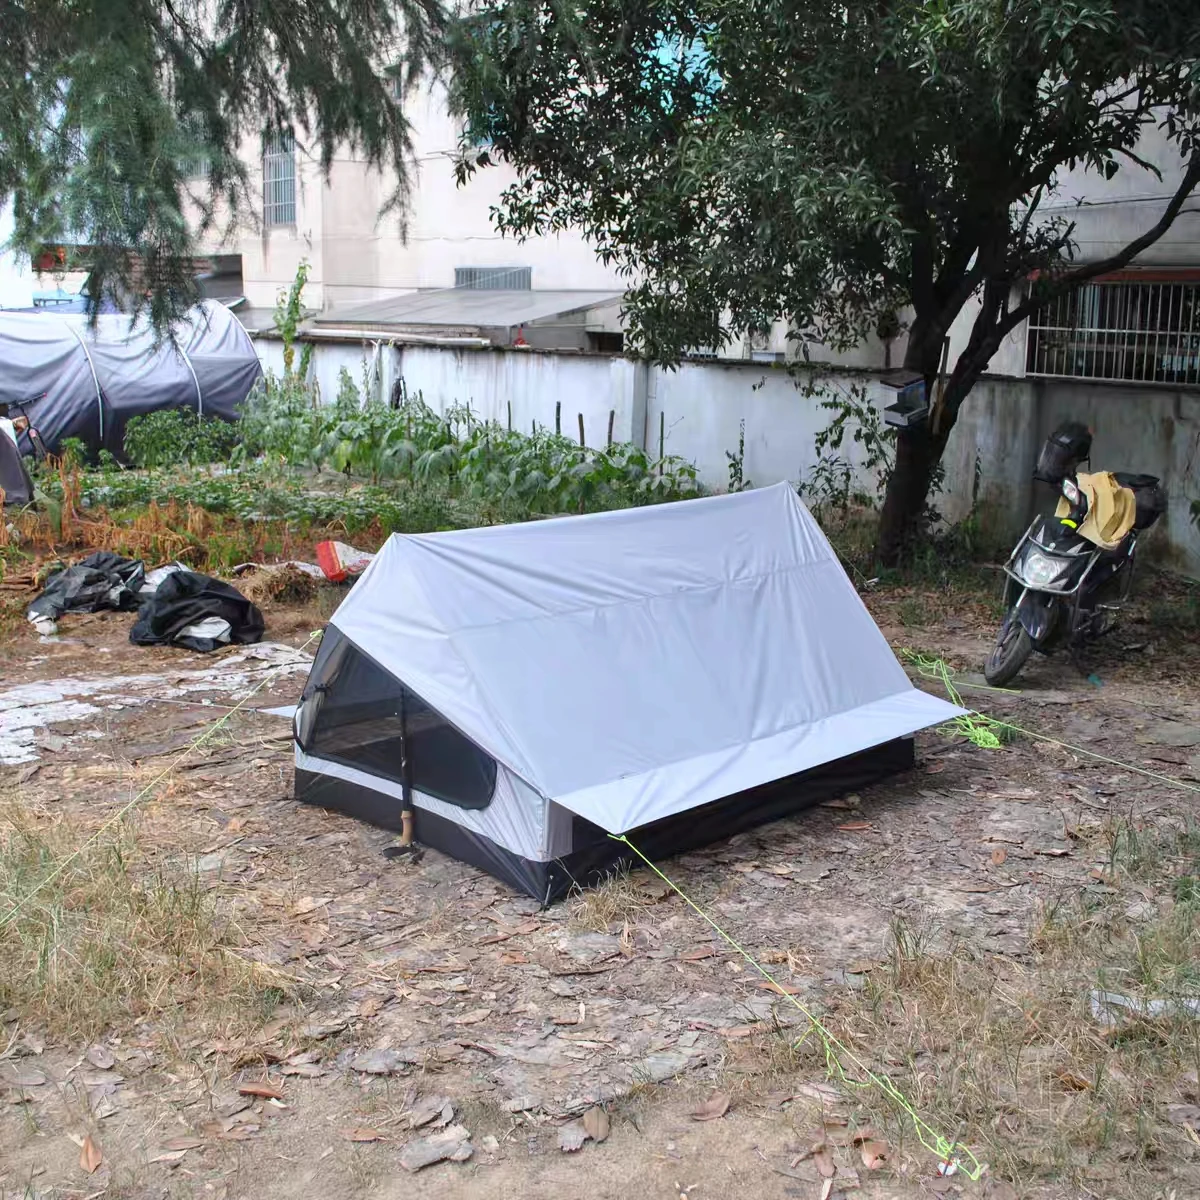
[262,130,296,228]
[454,266,532,290]
[1026,280,1200,386]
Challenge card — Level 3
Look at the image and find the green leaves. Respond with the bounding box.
[451,0,1200,369]
[0,0,445,326]
[123,410,240,469]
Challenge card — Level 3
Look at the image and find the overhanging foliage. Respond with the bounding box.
[0,0,444,325]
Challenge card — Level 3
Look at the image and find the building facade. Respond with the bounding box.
[196,81,627,319]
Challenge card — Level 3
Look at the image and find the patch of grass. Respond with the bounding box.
[896,596,929,628]
[569,868,656,933]
[1146,594,1200,633]
[770,829,1200,1194]
[0,796,297,1041]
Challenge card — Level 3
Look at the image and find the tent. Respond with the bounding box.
[0,301,262,457]
[293,484,962,901]
[0,430,33,506]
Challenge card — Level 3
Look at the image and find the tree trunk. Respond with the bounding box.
[875,329,959,565]
[876,419,952,565]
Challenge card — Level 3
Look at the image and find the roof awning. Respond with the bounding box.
[312,288,624,332]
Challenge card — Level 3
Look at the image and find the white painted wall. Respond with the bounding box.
[1044,122,1200,266]
[395,344,639,444]
[0,204,34,309]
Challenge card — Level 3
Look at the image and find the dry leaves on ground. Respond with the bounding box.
[690,1092,731,1121]
[558,1122,588,1152]
[342,1127,386,1142]
[79,1134,103,1174]
[812,1143,836,1179]
[162,1137,206,1152]
[452,1007,492,1026]
[859,1138,889,1169]
[583,1106,610,1143]
[238,1082,284,1099]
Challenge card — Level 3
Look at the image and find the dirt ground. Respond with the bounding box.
[3,567,1200,1200]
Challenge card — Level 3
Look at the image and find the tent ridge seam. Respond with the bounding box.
[62,323,105,441]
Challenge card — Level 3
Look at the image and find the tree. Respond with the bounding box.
[0,0,444,328]
[451,1,1200,561]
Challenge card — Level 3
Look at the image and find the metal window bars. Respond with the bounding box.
[1026,280,1200,386]
[454,266,532,290]
[262,130,296,228]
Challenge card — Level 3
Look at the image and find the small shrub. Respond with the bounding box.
[124,409,240,468]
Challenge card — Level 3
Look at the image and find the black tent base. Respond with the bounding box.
[295,737,915,903]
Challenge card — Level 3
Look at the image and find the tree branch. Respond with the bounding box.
[996,149,1200,341]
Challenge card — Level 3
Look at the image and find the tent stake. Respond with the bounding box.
[397,687,415,847]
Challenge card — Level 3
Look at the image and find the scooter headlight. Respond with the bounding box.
[1061,478,1080,505]
[1019,550,1067,588]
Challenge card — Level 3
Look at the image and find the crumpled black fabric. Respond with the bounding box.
[28,551,146,621]
[129,569,265,653]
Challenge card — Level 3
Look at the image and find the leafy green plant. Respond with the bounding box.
[726,419,751,492]
[799,380,945,524]
[233,371,701,513]
[273,259,310,378]
[123,409,240,468]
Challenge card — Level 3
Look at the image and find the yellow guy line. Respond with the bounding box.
[904,648,1200,796]
[0,632,320,932]
[610,832,984,1180]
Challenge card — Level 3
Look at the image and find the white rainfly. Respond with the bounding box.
[327,482,962,836]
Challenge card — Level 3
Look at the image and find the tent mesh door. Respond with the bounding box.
[298,630,497,810]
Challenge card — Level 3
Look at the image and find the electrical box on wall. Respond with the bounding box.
[880,370,929,428]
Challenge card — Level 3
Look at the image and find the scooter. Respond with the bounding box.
[983,422,1167,686]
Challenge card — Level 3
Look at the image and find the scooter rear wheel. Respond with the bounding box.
[984,618,1032,687]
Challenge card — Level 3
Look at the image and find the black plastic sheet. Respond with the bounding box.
[130,570,264,653]
[28,552,146,622]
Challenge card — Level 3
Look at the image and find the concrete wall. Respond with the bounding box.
[252,336,1200,575]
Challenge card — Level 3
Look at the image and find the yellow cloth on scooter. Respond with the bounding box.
[1055,471,1136,550]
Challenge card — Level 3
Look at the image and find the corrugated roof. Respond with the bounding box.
[313,288,624,330]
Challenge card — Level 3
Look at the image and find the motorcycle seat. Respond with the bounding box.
[1112,472,1167,531]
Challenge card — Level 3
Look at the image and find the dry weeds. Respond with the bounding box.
[0,788,298,1042]
[568,869,658,933]
[715,819,1200,1194]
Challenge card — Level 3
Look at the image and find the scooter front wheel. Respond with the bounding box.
[984,617,1032,687]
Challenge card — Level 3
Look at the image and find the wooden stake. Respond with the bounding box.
[555,400,561,435]
[507,400,512,431]
[578,412,585,446]
[931,335,952,435]
[607,409,615,447]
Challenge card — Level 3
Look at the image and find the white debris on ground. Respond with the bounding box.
[0,643,312,764]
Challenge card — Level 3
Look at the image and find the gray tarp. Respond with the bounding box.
[0,301,262,456]
[0,432,32,505]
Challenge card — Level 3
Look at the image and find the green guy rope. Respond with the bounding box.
[903,648,1200,797]
[613,832,985,1180]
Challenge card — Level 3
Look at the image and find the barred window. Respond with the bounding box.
[454,266,532,290]
[262,130,296,228]
[1026,279,1200,386]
